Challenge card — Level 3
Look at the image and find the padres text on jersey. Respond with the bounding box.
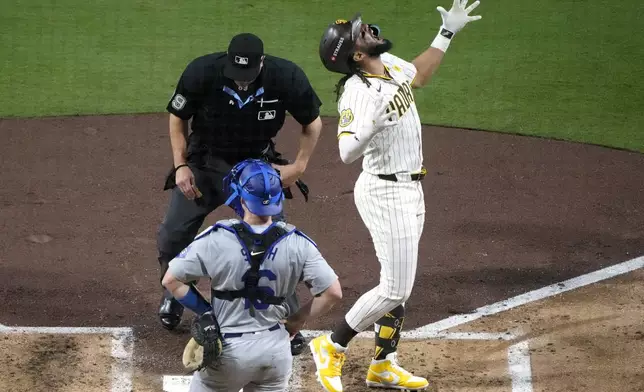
[337,52,423,175]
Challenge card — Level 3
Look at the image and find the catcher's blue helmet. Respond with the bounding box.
[223,159,284,217]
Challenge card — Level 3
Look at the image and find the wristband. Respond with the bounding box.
[177,285,212,315]
[431,27,454,52]
[175,163,189,171]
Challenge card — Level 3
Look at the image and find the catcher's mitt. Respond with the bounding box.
[182,311,223,372]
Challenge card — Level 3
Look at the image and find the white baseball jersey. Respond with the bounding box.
[337,52,423,175]
[335,52,427,334]
[167,219,338,335]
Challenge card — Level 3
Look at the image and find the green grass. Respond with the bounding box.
[1,0,643,152]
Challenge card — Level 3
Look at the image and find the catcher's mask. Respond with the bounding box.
[223,159,284,218]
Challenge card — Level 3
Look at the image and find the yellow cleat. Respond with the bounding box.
[309,334,347,392]
[366,352,429,390]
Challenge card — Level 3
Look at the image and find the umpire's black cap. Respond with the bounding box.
[319,13,363,74]
[225,33,264,81]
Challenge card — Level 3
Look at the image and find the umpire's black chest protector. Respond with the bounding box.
[211,222,289,313]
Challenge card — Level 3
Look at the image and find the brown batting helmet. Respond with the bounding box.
[319,13,363,74]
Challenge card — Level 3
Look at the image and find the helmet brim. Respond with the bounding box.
[350,13,363,45]
[244,198,283,217]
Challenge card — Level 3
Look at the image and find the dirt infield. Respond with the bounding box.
[0,333,113,392]
[1,114,643,391]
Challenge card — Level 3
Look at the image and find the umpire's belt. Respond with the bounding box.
[378,167,427,182]
[222,323,281,339]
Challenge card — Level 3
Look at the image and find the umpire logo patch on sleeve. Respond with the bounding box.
[339,108,354,127]
[258,110,276,120]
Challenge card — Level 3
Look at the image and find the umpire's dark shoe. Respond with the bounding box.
[158,290,184,330]
[291,331,307,356]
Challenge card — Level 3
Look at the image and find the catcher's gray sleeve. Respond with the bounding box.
[167,234,213,282]
[298,234,338,296]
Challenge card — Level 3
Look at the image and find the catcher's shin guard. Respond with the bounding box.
[373,304,405,360]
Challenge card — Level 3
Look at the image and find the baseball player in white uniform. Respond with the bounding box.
[162,158,342,391]
[310,1,482,391]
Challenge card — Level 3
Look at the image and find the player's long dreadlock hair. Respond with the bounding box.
[334,58,372,102]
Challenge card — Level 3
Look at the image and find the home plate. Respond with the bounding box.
[163,375,243,392]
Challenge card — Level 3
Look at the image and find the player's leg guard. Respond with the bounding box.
[373,304,405,360]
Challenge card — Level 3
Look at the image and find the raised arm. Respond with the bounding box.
[411,0,482,88]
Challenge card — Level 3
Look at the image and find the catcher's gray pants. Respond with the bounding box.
[189,325,293,392]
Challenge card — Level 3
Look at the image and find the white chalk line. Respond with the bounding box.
[0,326,134,392]
[111,329,135,392]
[0,326,133,334]
[300,330,515,341]
[508,340,533,392]
[413,255,644,334]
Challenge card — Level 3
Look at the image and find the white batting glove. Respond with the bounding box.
[431,0,482,52]
[371,96,399,132]
[437,0,482,35]
[355,96,398,141]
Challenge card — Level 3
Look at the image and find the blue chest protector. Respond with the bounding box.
[210,221,292,313]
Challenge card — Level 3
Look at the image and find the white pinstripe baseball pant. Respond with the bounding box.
[345,171,426,332]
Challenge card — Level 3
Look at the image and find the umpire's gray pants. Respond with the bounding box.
[189,325,292,392]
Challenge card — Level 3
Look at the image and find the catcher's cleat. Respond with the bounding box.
[158,290,184,330]
[365,352,429,390]
[309,334,346,392]
[290,331,307,356]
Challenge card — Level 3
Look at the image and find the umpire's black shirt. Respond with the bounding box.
[166,53,322,165]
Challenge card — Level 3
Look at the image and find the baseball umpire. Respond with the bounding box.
[161,159,342,392]
[157,32,323,356]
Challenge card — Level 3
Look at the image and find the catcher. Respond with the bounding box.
[162,159,342,391]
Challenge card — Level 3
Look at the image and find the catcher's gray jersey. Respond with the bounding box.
[167,219,338,334]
